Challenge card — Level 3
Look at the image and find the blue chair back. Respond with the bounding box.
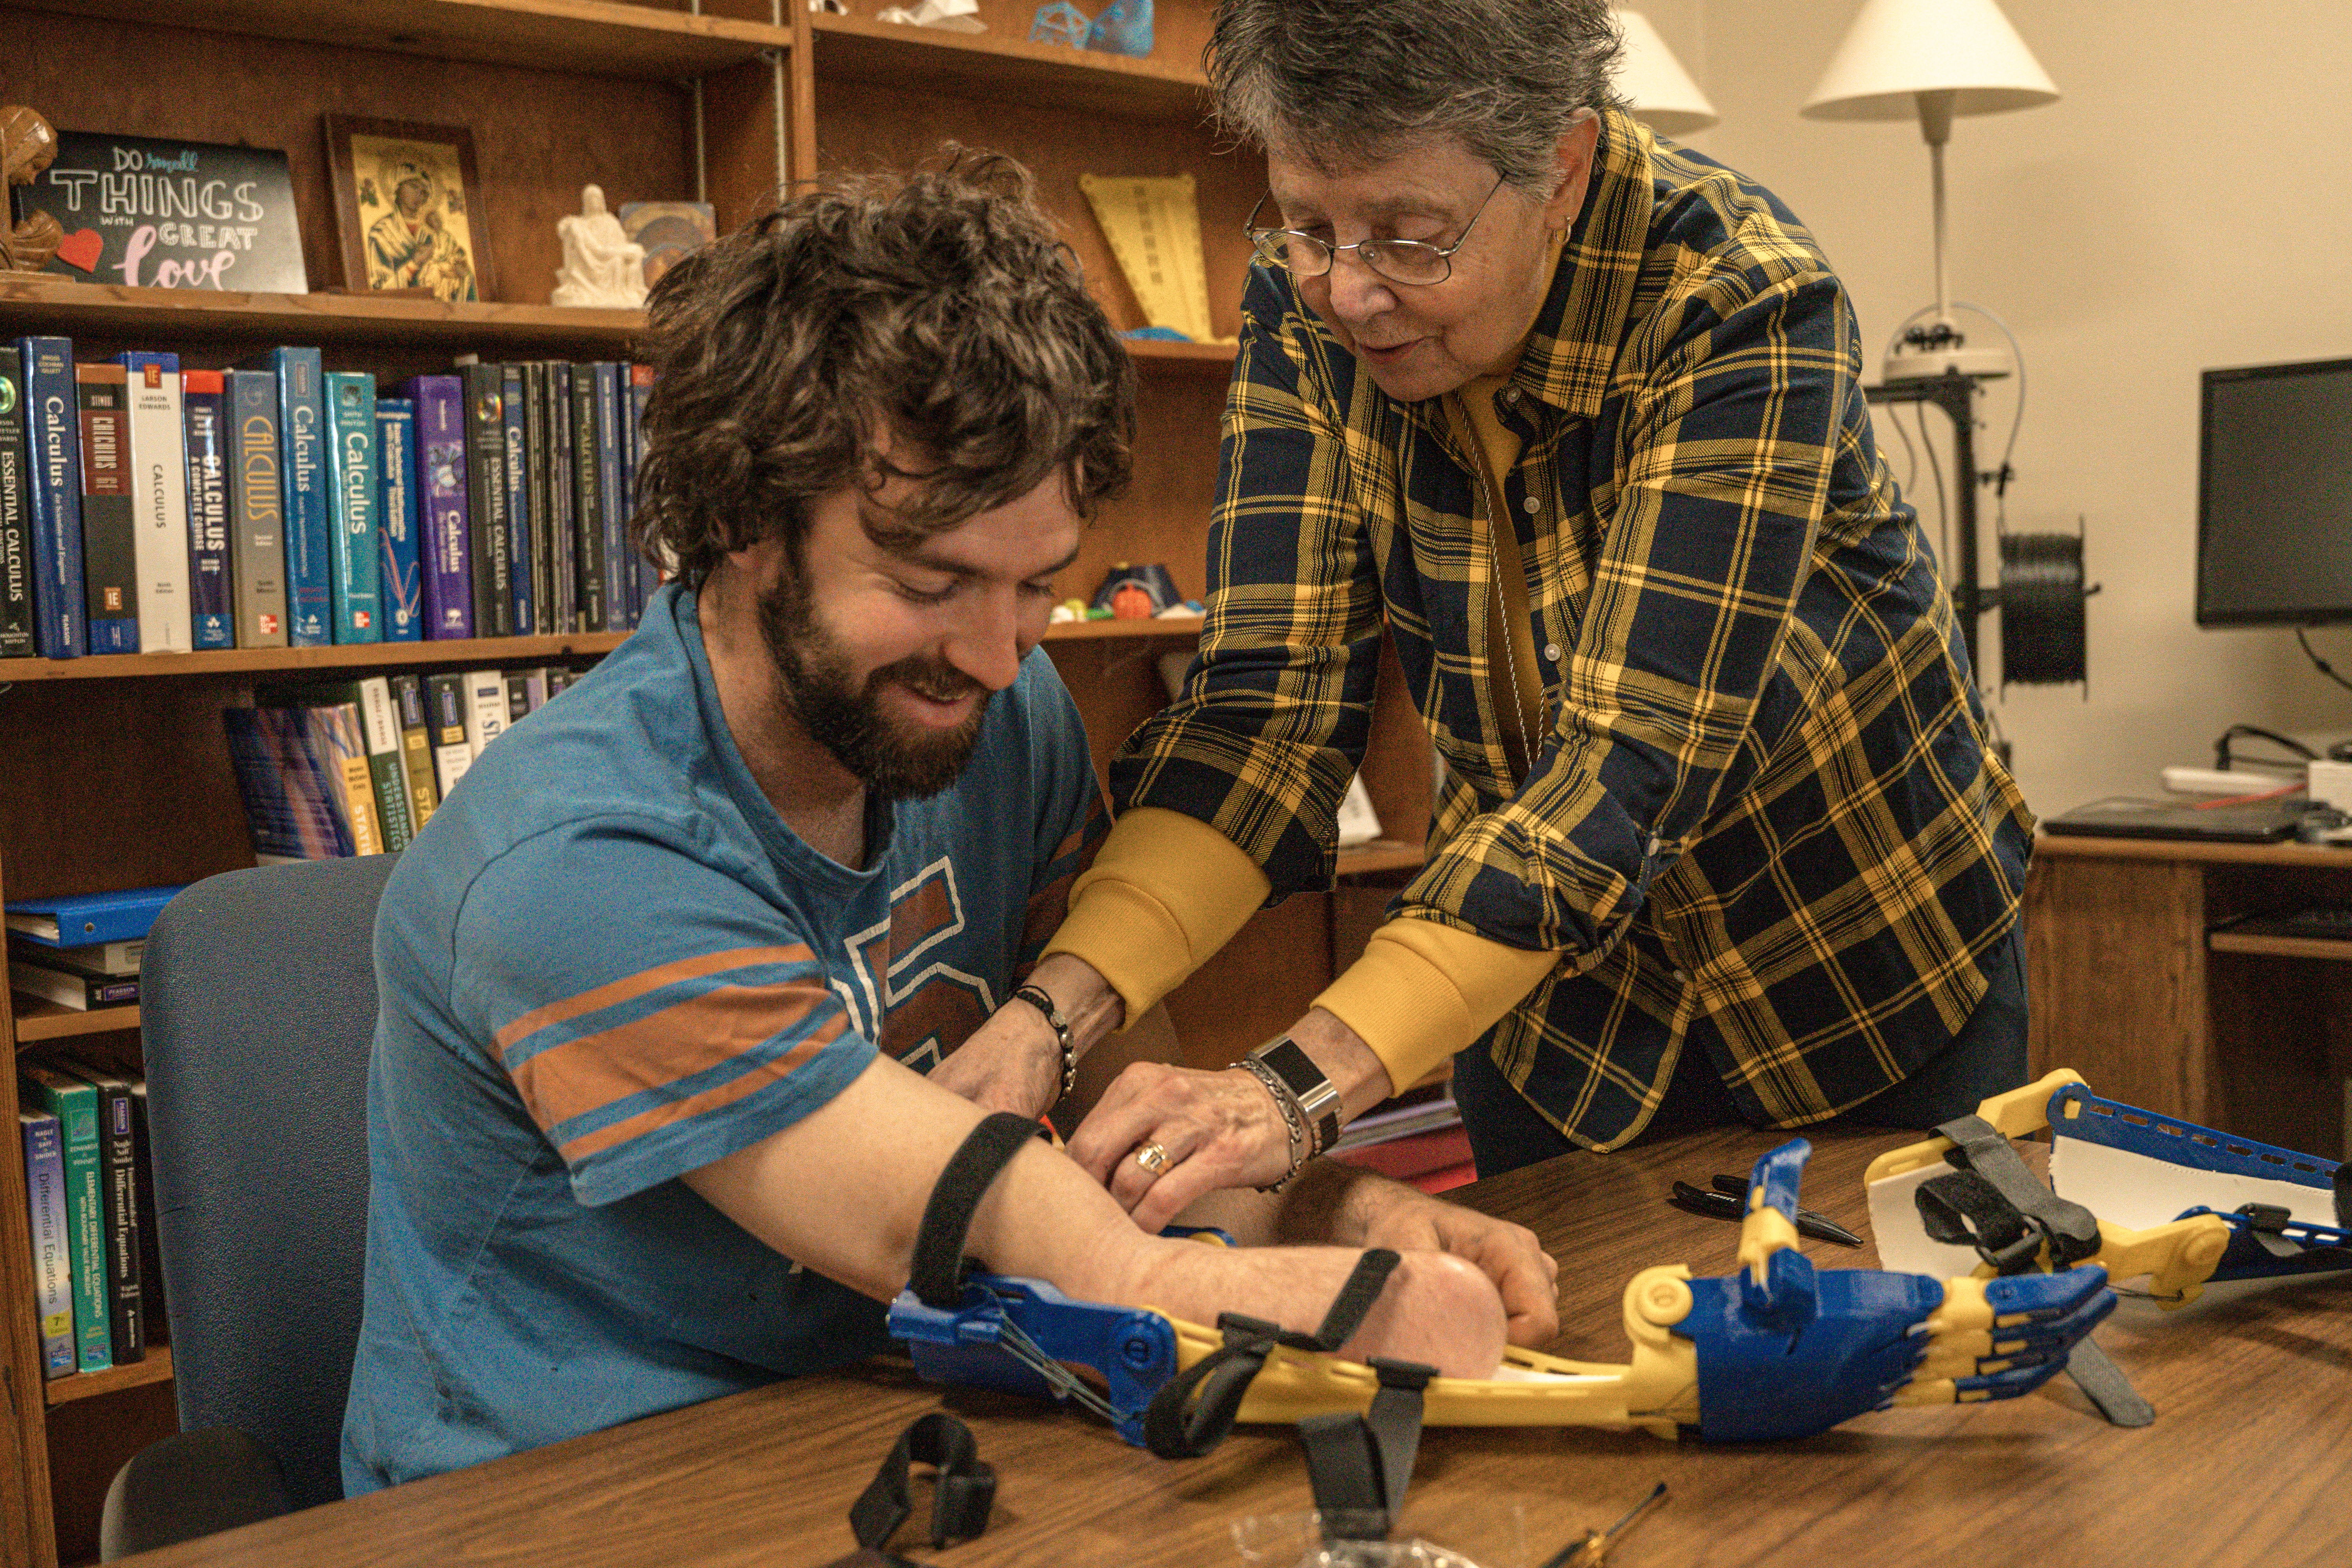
[140,857,396,1510]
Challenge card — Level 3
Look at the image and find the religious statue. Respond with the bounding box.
[2,105,64,273]
[551,185,647,309]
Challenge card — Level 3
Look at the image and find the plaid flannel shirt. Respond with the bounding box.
[1110,113,2034,1147]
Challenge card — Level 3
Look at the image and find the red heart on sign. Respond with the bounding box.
[54,228,103,273]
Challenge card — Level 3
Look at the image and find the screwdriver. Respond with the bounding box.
[1536,1481,1666,1568]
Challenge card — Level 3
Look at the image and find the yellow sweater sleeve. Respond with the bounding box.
[1313,919,1560,1091]
[1042,807,1271,1025]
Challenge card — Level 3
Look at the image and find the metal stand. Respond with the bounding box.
[1867,371,1995,677]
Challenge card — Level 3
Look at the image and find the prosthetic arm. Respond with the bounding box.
[889,1135,2113,1448]
[1866,1070,2352,1307]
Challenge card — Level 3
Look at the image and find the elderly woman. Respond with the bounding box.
[945,0,2031,1289]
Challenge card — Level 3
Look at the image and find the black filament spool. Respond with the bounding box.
[1999,532,2091,687]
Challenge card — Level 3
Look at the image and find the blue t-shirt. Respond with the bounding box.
[341,583,1103,1493]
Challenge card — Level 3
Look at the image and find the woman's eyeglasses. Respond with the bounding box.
[1243,173,1506,288]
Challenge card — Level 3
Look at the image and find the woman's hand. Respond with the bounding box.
[1070,1009,1397,1232]
[1068,1060,1298,1231]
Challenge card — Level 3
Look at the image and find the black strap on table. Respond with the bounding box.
[1298,1356,1439,1542]
[909,1112,1051,1310]
[1142,1249,1402,1461]
[1918,1114,2151,1428]
[837,1412,997,1563]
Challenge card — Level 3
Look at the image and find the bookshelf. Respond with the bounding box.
[0,2,1434,1562]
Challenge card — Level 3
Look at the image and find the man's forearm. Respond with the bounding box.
[1023,951,1126,1059]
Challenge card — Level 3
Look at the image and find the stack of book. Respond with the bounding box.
[5,885,179,1014]
[0,339,655,662]
[19,1050,166,1378]
[222,664,585,861]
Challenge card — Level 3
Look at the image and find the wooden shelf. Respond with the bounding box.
[1043,615,1201,642]
[812,11,1207,120]
[2036,830,2352,868]
[0,280,1236,370]
[1122,339,1240,372]
[44,1347,172,1408]
[1336,840,1424,877]
[2209,931,2352,961]
[9,1002,140,1046]
[22,0,792,76]
[0,632,629,684]
[0,277,645,356]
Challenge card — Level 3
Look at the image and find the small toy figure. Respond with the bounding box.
[1091,562,1181,618]
[1087,0,1153,55]
[1030,1,1092,49]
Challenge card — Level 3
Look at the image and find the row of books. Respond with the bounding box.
[0,337,657,660]
[20,1049,164,1378]
[223,664,590,862]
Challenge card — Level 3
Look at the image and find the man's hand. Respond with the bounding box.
[927,997,1063,1120]
[1284,1167,1559,1348]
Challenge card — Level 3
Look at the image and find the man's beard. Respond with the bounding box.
[755,573,992,803]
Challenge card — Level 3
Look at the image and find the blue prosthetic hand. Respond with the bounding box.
[1677,1139,2116,1442]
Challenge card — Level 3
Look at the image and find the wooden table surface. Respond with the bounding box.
[123,1127,2352,1567]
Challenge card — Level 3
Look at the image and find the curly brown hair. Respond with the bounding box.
[631,150,1136,590]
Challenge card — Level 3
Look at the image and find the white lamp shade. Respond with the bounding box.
[1613,9,1719,135]
[1802,0,2058,121]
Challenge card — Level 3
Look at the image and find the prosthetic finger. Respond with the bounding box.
[1902,1269,2116,1394]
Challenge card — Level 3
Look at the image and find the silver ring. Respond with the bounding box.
[1134,1142,1171,1176]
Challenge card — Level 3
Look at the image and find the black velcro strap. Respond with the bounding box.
[1142,1250,1405,1461]
[2064,1341,2154,1428]
[1364,1357,1436,1514]
[1301,1413,1390,1541]
[2336,1163,2352,1232]
[846,1412,997,1555]
[1935,1114,2105,1269]
[1296,1357,1437,1543]
[1301,1250,1401,1350]
[909,1112,1050,1310]
[1917,1169,2050,1275]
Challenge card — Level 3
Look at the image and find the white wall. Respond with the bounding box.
[1635,1,2352,814]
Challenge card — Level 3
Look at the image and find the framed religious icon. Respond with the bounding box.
[323,115,493,302]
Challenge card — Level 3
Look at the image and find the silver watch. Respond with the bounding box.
[1247,1037,1343,1157]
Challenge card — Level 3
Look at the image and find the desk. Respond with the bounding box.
[124,1127,2352,1568]
[2027,831,2352,1156]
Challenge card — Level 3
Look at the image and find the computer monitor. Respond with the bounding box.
[2198,355,2352,626]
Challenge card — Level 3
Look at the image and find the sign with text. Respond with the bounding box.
[9,131,308,294]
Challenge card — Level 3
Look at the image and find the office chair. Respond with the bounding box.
[99,855,398,1560]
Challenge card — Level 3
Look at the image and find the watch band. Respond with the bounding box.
[1249,1037,1342,1158]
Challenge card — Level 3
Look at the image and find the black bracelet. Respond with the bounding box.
[1011,984,1077,1101]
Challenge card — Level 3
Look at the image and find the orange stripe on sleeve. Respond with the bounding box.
[555,1027,840,1163]
[494,944,815,1056]
[510,980,845,1137]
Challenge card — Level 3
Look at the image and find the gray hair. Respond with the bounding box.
[1205,0,1624,191]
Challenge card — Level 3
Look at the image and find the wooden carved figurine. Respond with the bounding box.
[2,105,64,273]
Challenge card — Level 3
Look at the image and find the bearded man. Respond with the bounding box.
[339,154,1553,1493]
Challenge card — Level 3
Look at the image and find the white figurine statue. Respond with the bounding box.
[551,185,648,308]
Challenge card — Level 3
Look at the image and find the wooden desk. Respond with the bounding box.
[2027,831,2352,1156]
[122,1127,2352,1567]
